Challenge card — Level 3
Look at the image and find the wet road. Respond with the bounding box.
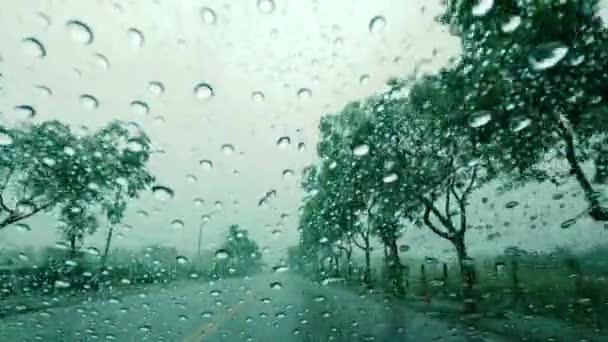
[0,273,502,341]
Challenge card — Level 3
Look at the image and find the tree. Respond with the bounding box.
[436,0,608,220]
[0,120,156,258]
[216,225,262,276]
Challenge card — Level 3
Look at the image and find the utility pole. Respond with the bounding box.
[196,210,217,261]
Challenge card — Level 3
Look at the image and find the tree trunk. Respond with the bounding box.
[100,225,114,270]
[562,129,608,220]
[364,237,372,287]
[386,235,405,296]
[453,235,476,313]
[69,235,77,258]
[345,248,353,278]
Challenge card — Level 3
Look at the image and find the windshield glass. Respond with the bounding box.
[2,1,608,341]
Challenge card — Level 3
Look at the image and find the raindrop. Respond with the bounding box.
[297,88,312,101]
[369,16,386,33]
[201,311,213,318]
[54,280,70,289]
[200,159,213,170]
[0,133,13,146]
[194,198,204,207]
[269,281,283,290]
[86,247,101,256]
[501,15,521,33]
[468,111,492,128]
[127,28,145,47]
[139,325,151,333]
[471,0,494,17]
[282,169,294,180]
[277,136,291,148]
[37,12,51,28]
[66,20,94,44]
[79,94,99,110]
[273,265,289,273]
[127,140,144,152]
[93,53,110,70]
[130,101,149,115]
[176,256,189,265]
[186,174,197,183]
[505,201,519,209]
[360,74,370,84]
[14,223,31,232]
[221,144,235,155]
[22,37,46,58]
[171,219,185,229]
[257,0,276,14]
[200,7,217,24]
[18,253,29,261]
[148,81,164,95]
[210,289,221,297]
[353,144,369,157]
[399,245,410,252]
[215,249,230,260]
[510,117,531,132]
[178,315,188,321]
[214,201,223,209]
[252,91,265,103]
[382,173,398,184]
[34,85,53,97]
[297,142,306,151]
[194,82,214,100]
[529,42,569,71]
[319,237,329,243]
[152,186,174,201]
[13,105,36,120]
[561,218,577,229]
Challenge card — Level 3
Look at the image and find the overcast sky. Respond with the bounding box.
[1,0,608,264]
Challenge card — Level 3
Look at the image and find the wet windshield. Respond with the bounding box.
[1,0,608,341]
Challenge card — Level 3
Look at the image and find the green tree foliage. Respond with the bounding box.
[434,0,608,219]
[215,225,262,276]
[0,120,156,250]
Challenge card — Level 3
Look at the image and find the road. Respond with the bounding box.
[0,273,503,341]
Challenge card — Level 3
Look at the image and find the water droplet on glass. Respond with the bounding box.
[273,265,289,273]
[66,20,94,44]
[87,247,101,256]
[93,53,110,70]
[34,85,53,97]
[176,256,189,265]
[0,133,13,146]
[193,198,204,207]
[130,101,149,115]
[282,169,294,180]
[269,281,283,290]
[139,325,151,333]
[277,136,291,148]
[252,91,265,103]
[200,159,213,170]
[501,15,521,33]
[171,219,184,229]
[468,111,492,128]
[152,186,174,201]
[22,37,46,58]
[201,7,217,25]
[221,144,235,155]
[360,74,370,84]
[13,105,36,120]
[79,94,99,110]
[148,81,164,95]
[18,252,29,261]
[353,144,369,157]
[382,173,398,183]
[471,0,494,17]
[510,116,531,132]
[215,249,229,260]
[561,218,577,229]
[15,223,31,232]
[319,236,329,243]
[210,289,221,297]
[37,12,51,28]
[369,16,386,33]
[529,42,569,71]
[194,82,214,100]
[186,174,197,183]
[297,142,306,151]
[127,140,144,152]
[54,280,71,289]
[127,28,145,47]
[504,201,519,209]
[257,0,276,14]
[297,88,312,101]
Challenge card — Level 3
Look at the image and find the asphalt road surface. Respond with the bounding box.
[0,273,503,341]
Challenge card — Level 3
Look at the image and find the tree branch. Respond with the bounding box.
[462,164,479,198]
[423,203,450,240]
[0,201,54,229]
[419,195,456,233]
[352,236,366,251]
[445,177,453,218]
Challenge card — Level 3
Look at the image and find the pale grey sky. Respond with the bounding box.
[1,0,607,263]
